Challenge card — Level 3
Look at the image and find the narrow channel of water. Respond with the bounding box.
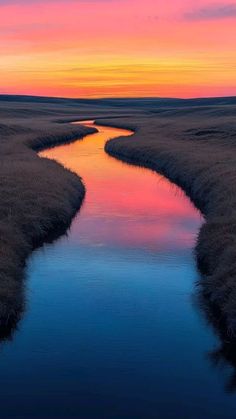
[0,122,235,418]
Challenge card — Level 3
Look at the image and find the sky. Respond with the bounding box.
[0,0,236,98]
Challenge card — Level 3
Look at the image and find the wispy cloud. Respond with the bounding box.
[185,3,236,21]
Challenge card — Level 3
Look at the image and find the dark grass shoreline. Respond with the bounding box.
[101,111,236,340]
[1,95,236,348]
[0,95,142,339]
[0,114,98,338]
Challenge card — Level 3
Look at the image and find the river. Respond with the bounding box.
[0,122,235,418]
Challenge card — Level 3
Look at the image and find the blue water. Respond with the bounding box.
[0,123,235,418]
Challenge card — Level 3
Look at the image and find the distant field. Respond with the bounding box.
[0,94,236,344]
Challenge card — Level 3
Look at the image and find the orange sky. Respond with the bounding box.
[1,0,236,98]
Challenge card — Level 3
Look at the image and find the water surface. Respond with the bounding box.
[0,122,235,418]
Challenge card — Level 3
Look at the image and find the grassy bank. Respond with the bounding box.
[103,104,236,337]
[0,95,144,338]
[1,94,236,347]
[0,104,99,338]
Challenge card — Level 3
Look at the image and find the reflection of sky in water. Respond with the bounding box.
[0,124,235,418]
[41,123,202,256]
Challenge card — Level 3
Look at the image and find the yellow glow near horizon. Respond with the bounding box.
[1,0,236,98]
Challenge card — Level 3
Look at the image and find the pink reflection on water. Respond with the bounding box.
[40,122,202,254]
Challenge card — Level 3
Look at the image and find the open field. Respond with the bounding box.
[1,94,236,346]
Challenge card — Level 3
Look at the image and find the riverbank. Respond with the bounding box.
[0,108,98,336]
[1,95,236,341]
[0,94,141,336]
[103,106,236,337]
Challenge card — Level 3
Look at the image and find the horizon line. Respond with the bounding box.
[1,93,236,102]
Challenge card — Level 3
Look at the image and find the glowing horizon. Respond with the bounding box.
[1,0,236,98]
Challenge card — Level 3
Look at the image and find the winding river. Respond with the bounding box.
[0,122,235,418]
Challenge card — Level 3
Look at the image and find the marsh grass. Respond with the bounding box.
[0,101,99,338]
[103,104,236,338]
[1,95,236,348]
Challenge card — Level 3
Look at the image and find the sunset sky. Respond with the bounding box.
[1,0,236,98]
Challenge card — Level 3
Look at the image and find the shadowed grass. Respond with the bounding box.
[103,105,236,338]
[0,106,99,336]
[1,94,236,351]
[0,95,144,338]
